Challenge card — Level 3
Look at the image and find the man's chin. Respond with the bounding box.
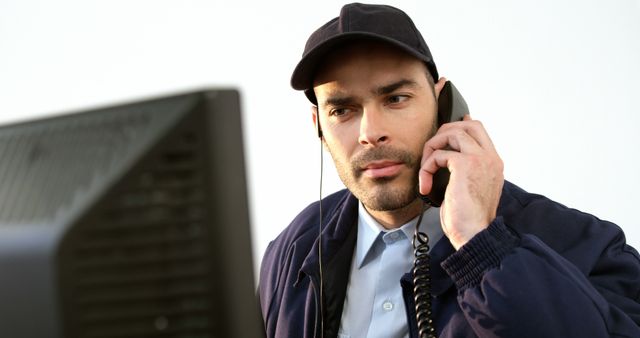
[354,183,418,212]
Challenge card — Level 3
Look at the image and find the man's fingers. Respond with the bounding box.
[436,119,496,151]
[419,149,460,195]
[421,126,482,170]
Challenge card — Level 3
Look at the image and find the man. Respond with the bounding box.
[259,3,640,338]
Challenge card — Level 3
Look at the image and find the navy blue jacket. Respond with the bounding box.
[259,182,640,337]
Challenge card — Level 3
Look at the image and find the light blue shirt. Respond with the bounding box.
[338,203,443,338]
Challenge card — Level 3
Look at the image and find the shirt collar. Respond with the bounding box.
[356,203,429,269]
[356,203,381,269]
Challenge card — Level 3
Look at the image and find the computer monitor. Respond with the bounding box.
[0,89,263,337]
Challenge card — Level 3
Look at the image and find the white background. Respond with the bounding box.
[1,0,639,277]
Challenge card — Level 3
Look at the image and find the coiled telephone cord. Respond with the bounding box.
[412,206,436,338]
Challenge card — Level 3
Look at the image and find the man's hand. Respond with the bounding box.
[419,115,504,250]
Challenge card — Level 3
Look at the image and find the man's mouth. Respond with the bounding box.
[361,160,404,179]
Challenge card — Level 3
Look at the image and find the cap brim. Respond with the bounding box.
[290,32,434,91]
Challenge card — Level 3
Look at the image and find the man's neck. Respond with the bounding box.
[363,198,424,229]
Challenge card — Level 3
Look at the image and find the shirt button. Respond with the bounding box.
[382,301,394,311]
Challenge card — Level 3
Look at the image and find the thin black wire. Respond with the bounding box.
[318,135,325,338]
[413,205,436,338]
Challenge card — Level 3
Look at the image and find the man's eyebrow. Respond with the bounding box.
[320,79,418,107]
[322,95,356,108]
[375,79,419,96]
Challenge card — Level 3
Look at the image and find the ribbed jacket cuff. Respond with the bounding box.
[441,217,520,292]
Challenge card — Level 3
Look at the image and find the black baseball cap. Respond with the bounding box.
[291,2,439,104]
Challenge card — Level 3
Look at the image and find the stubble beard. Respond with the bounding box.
[328,129,435,212]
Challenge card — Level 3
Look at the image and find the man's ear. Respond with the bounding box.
[311,106,322,138]
[434,76,448,100]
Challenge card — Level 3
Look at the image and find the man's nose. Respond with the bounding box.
[358,107,389,146]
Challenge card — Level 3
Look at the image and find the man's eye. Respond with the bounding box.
[330,108,351,116]
[387,95,409,104]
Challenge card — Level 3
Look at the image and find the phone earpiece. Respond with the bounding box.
[314,107,323,138]
[437,81,468,126]
[437,81,453,127]
[312,106,323,138]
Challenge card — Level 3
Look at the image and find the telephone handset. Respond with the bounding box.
[419,81,469,207]
[413,81,468,338]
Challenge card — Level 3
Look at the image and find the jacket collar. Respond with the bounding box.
[297,191,359,285]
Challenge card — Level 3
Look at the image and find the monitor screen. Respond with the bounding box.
[0,89,263,338]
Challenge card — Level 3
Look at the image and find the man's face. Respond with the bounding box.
[313,42,438,212]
